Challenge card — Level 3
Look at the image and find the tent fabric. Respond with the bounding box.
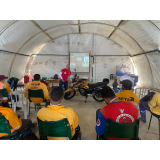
[39,35,69,55]
[0,20,160,89]
[0,51,15,77]
[31,34,133,82]
[10,55,30,80]
[31,55,69,78]
[93,56,133,82]
[132,54,153,87]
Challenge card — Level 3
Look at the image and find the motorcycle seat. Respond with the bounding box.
[88,82,107,89]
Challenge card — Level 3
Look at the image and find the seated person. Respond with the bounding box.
[116,80,139,105]
[95,86,138,140]
[0,75,11,107]
[37,86,79,140]
[139,91,160,122]
[0,89,32,138]
[24,74,49,109]
[113,70,134,93]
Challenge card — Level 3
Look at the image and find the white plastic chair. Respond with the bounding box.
[9,91,29,119]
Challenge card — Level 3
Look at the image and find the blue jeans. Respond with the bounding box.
[113,88,123,93]
[59,80,68,91]
[139,95,151,121]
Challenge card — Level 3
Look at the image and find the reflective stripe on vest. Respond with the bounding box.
[0,83,8,101]
[0,83,4,89]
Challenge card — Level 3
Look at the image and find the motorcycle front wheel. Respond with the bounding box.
[64,90,76,100]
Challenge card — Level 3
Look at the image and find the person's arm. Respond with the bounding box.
[24,83,29,98]
[68,108,79,137]
[70,108,79,129]
[148,93,157,108]
[59,71,64,82]
[117,78,122,87]
[4,84,11,94]
[95,111,107,136]
[42,84,49,100]
[136,95,140,104]
[140,92,155,105]
[8,109,22,130]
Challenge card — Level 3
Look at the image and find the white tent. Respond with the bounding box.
[0,20,160,89]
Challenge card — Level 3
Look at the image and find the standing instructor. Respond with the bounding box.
[59,64,72,90]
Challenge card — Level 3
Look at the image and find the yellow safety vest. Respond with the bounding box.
[0,83,8,103]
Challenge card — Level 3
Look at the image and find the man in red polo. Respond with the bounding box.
[95,86,138,140]
[59,64,71,90]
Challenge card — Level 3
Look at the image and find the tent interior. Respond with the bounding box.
[1,20,160,140]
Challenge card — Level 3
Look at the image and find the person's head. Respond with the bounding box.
[0,75,8,83]
[101,86,116,105]
[122,80,132,90]
[34,74,40,81]
[49,87,64,105]
[66,64,70,70]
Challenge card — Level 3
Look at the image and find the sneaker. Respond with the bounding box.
[140,118,146,123]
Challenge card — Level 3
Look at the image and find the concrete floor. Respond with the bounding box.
[16,91,160,140]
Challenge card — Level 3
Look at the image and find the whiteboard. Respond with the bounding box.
[70,53,90,72]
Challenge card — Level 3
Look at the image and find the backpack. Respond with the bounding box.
[17,131,39,140]
[53,74,58,79]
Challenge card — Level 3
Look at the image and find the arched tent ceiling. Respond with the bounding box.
[1,20,160,56]
[0,20,160,88]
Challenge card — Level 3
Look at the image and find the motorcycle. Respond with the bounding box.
[64,69,107,102]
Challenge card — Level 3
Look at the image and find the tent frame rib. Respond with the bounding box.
[16,21,144,56]
[149,20,160,32]
[131,49,159,57]
[0,20,17,35]
[0,50,30,57]
[108,20,124,38]
[30,20,53,40]
[78,20,81,34]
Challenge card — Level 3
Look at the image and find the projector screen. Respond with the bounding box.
[70,53,90,72]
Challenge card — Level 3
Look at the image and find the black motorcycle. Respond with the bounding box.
[64,69,108,102]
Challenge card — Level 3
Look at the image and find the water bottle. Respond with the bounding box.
[148,90,150,96]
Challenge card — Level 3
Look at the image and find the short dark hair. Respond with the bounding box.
[101,86,116,99]
[122,80,132,90]
[49,87,64,102]
[34,74,40,81]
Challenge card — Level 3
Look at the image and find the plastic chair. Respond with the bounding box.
[9,91,29,119]
[148,112,160,140]
[97,119,140,140]
[28,89,47,116]
[37,117,72,140]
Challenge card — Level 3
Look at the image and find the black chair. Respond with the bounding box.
[148,112,160,140]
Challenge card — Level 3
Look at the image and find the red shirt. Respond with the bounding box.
[100,101,138,140]
[60,68,71,81]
